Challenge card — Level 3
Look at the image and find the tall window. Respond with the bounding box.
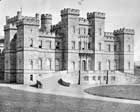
[30,39,33,47]
[79,28,80,34]
[114,45,117,51]
[55,59,60,71]
[107,60,111,70]
[99,43,101,51]
[79,41,81,50]
[30,75,33,81]
[98,61,101,70]
[128,45,131,52]
[128,62,130,70]
[38,58,42,70]
[108,44,111,52]
[73,26,75,33]
[99,28,102,36]
[88,42,91,50]
[84,28,86,34]
[72,41,75,49]
[30,60,33,69]
[72,61,75,71]
[56,41,60,49]
[39,40,42,48]
[114,59,117,70]
[46,59,51,70]
[88,60,92,70]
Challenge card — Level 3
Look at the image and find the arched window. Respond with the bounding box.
[46,58,51,70]
[72,61,75,71]
[88,60,92,70]
[38,58,42,70]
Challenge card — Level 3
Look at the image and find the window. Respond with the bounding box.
[55,59,60,71]
[114,59,117,70]
[30,39,33,47]
[88,60,92,70]
[84,76,89,81]
[88,29,91,35]
[30,60,33,69]
[88,42,91,50]
[99,28,102,36]
[39,40,42,48]
[30,75,33,81]
[99,43,101,51]
[72,41,75,49]
[98,76,101,80]
[114,45,117,51]
[92,76,96,80]
[128,45,131,52]
[128,62,130,70]
[98,61,101,70]
[103,76,107,80]
[56,41,60,49]
[79,28,80,34]
[49,41,52,49]
[84,28,86,34]
[46,59,51,70]
[38,58,42,70]
[79,41,81,50]
[72,61,75,71]
[111,76,115,81]
[73,26,75,33]
[107,60,111,70]
[108,44,111,52]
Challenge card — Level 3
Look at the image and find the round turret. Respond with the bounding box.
[40,14,52,33]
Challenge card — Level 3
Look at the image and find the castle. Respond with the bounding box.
[2,8,134,85]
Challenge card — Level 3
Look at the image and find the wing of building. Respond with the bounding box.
[3,8,135,85]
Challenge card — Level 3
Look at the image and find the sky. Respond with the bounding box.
[0,0,140,61]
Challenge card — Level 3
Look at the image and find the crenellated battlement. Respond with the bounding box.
[6,11,23,25]
[104,32,114,37]
[114,28,135,35]
[61,8,80,16]
[79,17,89,25]
[87,12,105,19]
[17,16,39,26]
[41,14,52,20]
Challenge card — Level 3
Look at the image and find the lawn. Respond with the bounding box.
[85,85,140,100]
[0,86,140,112]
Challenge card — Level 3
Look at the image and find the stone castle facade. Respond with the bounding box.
[3,8,134,84]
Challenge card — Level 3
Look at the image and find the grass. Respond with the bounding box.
[85,85,140,100]
[0,86,140,112]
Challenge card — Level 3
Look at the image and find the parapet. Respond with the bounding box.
[41,14,52,20]
[87,12,105,19]
[61,8,80,16]
[17,16,39,26]
[79,17,89,25]
[104,32,114,37]
[114,28,135,35]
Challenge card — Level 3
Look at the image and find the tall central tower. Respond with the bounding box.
[61,8,80,72]
[87,12,106,71]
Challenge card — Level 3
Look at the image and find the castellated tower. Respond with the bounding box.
[87,12,106,71]
[40,14,52,33]
[4,11,22,82]
[61,8,80,72]
[114,28,134,74]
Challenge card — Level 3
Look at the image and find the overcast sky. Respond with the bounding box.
[0,0,140,61]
